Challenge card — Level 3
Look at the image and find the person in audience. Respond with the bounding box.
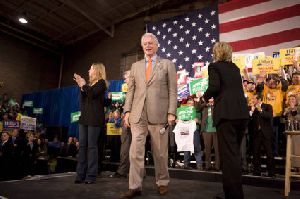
[66,137,78,157]
[250,94,275,177]
[286,72,300,103]
[241,80,256,173]
[245,80,256,101]
[182,97,203,170]
[108,110,123,128]
[110,70,132,179]
[200,98,220,171]
[106,111,113,123]
[10,128,20,145]
[2,113,9,122]
[10,128,23,179]
[283,94,300,173]
[24,132,38,177]
[0,131,13,180]
[73,63,108,184]
[256,73,288,156]
[75,141,79,151]
[37,137,48,158]
[283,94,300,121]
[245,81,256,157]
[48,136,61,157]
[16,129,28,177]
[242,80,249,92]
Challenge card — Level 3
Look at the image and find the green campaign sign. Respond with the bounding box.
[189,78,208,95]
[176,106,196,121]
[33,108,43,114]
[71,111,81,123]
[111,92,126,103]
[23,101,33,107]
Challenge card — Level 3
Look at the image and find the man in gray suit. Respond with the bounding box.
[120,33,177,198]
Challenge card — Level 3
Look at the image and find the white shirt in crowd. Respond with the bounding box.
[173,120,196,153]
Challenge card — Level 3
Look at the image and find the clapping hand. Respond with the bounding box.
[196,90,203,98]
[251,105,255,112]
[73,73,86,87]
[255,104,262,112]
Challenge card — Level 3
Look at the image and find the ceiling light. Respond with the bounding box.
[18,17,28,24]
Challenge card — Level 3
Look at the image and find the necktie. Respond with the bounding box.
[145,58,152,81]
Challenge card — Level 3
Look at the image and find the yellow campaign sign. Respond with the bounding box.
[252,56,281,75]
[232,54,246,73]
[280,47,300,65]
[202,68,208,78]
[106,123,122,135]
[121,83,128,93]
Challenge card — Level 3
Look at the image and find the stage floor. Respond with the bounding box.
[0,172,299,199]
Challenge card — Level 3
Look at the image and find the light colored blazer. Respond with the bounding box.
[124,57,177,124]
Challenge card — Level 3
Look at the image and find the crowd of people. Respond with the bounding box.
[0,128,80,180]
[0,94,80,180]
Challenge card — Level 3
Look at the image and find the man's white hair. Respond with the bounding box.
[141,33,159,46]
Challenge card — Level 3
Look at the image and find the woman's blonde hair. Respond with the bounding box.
[212,42,232,62]
[90,62,108,87]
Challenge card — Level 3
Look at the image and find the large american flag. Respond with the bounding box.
[147,0,300,77]
[219,0,300,55]
[147,5,219,77]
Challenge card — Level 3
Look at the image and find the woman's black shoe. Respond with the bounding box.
[85,181,95,184]
[109,172,127,178]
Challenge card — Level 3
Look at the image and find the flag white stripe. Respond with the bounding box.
[235,40,300,55]
[219,0,299,24]
[220,16,300,43]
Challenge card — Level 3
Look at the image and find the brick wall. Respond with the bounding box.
[0,32,61,102]
[61,17,145,86]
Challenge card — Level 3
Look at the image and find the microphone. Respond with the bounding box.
[159,123,169,135]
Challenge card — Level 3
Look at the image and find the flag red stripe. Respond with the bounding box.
[229,28,300,52]
[220,4,300,33]
[218,0,270,14]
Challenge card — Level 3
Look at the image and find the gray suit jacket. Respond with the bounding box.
[124,57,177,124]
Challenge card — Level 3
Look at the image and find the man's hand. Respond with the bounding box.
[124,112,130,128]
[208,97,214,104]
[167,113,175,125]
[196,91,203,98]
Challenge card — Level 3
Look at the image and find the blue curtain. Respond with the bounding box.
[21,80,124,137]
